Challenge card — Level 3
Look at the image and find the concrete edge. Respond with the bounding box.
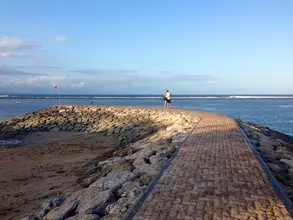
[124,116,201,220]
[236,121,293,216]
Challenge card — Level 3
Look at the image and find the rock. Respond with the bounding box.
[105,197,132,214]
[43,202,78,220]
[90,171,137,190]
[280,159,293,168]
[118,181,146,198]
[44,188,115,219]
[76,189,115,215]
[288,168,293,174]
[42,197,64,216]
[132,149,154,167]
[258,146,274,154]
[67,214,100,220]
[133,164,158,176]
[106,159,134,172]
[20,214,41,220]
[267,163,287,173]
[149,155,168,169]
[101,214,123,220]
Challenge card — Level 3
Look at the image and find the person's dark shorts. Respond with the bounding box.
[166,99,171,103]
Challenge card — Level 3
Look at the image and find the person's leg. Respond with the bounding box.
[167,99,171,108]
[164,99,167,108]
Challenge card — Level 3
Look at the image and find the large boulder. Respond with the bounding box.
[44,188,115,219]
[280,159,293,168]
[76,189,115,215]
[41,197,64,217]
[258,146,274,154]
[66,214,100,220]
[267,163,287,173]
[90,171,137,190]
[43,202,78,220]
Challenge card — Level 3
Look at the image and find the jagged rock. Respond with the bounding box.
[90,171,137,190]
[44,188,114,219]
[105,197,133,214]
[21,214,41,220]
[280,159,293,168]
[106,159,134,172]
[42,197,64,216]
[133,164,159,176]
[67,214,100,220]
[267,163,287,173]
[258,146,274,154]
[43,202,78,220]
[118,181,146,198]
[76,189,115,215]
[149,155,168,169]
[100,213,123,220]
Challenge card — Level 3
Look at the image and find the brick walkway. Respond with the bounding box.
[132,112,292,220]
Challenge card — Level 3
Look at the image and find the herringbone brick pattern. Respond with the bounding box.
[133,112,292,220]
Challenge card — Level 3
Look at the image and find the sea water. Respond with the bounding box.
[0,95,292,136]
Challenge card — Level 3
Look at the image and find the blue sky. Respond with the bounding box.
[0,0,292,94]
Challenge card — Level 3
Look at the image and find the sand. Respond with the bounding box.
[0,132,120,220]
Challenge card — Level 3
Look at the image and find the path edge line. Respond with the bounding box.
[124,115,201,220]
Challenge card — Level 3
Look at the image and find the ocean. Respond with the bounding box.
[0,94,293,136]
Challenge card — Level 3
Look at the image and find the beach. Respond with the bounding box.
[0,132,119,220]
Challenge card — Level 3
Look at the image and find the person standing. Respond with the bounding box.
[164,89,171,108]
[163,90,167,108]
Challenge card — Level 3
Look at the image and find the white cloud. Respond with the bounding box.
[0,51,35,59]
[53,35,68,42]
[0,36,40,52]
[0,36,41,60]
[70,82,86,88]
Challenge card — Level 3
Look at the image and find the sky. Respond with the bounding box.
[0,0,292,95]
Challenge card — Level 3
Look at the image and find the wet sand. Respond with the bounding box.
[0,132,119,220]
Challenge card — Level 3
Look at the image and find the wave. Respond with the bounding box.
[228,96,293,99]
[1,95,293,100]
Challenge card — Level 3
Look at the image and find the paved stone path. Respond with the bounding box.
[132,112,292,220]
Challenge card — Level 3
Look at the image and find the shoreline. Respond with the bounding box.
[1,97,293,100]
[1,105,293,219]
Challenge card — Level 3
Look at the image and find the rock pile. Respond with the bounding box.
[237,119,293,202]
[0,105,199,220]
[0,105,197,146]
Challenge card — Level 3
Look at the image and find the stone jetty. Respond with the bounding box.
[0,105,292,220]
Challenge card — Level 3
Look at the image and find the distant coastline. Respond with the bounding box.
[1,94,293,100]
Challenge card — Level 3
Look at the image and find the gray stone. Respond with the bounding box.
[43,202,78,220]
[90,171,136,190]
[100,214,123,220]
[42,197,64,216]
[149,155,168,169]
[258,146,274,154]
[267,163,286,173]
[45,188,115,218]
[118,181,146,198]
[20,214,41,220]
[105,197,132,215]
[133,165,158,176]
[67,214,100,220]
[76,188,115,215]
[280,159,293,168]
